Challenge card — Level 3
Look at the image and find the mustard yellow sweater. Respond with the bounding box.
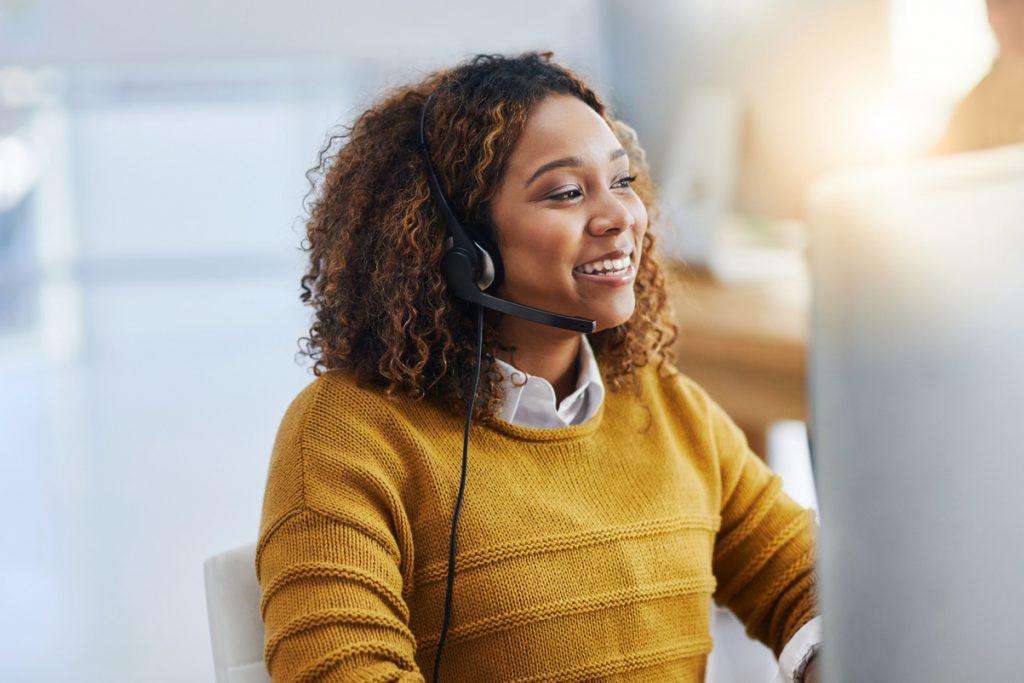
[256,363,817,682]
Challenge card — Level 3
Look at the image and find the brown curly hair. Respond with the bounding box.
[298,51,677,421]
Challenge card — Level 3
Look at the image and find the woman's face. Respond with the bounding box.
[488,94,649,334]
[989,0,1024,55]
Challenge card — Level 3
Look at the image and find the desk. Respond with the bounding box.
[667,264,809,458]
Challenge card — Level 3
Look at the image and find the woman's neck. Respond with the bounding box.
[495,318,582,403]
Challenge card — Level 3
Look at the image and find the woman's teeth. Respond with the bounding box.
[577,257,630,275]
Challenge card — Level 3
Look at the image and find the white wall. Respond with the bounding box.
[0,0,602,69]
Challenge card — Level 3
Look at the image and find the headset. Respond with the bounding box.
[417,92,596,682]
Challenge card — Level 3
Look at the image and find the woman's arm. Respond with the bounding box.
[802,653,821,683]
[256,380,425,682]
[258,507,424,682]
[696,379,819,657]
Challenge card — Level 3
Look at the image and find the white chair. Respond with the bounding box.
[203,543,272,683]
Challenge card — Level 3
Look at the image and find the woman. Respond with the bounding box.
[257,52,820,682]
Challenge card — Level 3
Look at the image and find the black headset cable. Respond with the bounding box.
[432,303,484,682]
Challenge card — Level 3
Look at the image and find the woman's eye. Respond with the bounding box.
[546,175,638,201]
[548,188,582,201]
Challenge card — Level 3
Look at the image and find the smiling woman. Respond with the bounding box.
[488,94,651,401]
[295,53,673,422]
[256,52,820,683]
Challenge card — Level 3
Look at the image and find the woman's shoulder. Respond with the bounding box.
[282,366,402,424]
[631,360,748,447]
[263,367,430,521]
[636,360,720,414]
[270,369,380,462]
[638,360,754,461]
[275,365,454,451]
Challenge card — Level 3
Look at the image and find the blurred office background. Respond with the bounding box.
[0,1,1005,681]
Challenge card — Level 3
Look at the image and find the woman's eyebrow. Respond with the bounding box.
[524,148,628,188]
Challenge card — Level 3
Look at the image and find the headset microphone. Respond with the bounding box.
[440,248,596,333]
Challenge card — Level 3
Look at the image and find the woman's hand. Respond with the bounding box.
[801,653,820,683]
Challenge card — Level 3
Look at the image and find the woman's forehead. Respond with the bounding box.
[506,95,622,174]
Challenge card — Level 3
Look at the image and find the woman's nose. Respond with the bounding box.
[586,190,635,236]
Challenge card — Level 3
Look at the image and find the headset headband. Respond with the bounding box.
[418,93,479,260]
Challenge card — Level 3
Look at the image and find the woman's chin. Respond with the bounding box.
[589,302,636,333]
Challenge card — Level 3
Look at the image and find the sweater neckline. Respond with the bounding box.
[483,394,606,442]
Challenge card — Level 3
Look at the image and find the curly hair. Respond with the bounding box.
[298,51,677,421]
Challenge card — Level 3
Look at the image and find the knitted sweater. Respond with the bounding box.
[256,362,817,682]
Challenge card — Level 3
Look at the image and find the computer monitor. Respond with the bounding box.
[807,144,1024,683]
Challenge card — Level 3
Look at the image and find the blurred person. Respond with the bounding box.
[934,0,1024,153]
[256,52,820,682]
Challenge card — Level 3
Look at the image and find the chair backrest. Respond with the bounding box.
[203,543,272,683]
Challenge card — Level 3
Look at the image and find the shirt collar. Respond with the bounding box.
[494,336,605,428]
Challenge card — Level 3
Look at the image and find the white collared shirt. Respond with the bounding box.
[494,335,604,428]
[493,336,822,680]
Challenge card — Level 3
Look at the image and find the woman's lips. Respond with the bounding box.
[571,262,636,286]
[573,250,633,273]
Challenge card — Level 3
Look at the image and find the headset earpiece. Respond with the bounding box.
[441,235,496,291]
[462,226,503,291]
[474,243,496,290]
